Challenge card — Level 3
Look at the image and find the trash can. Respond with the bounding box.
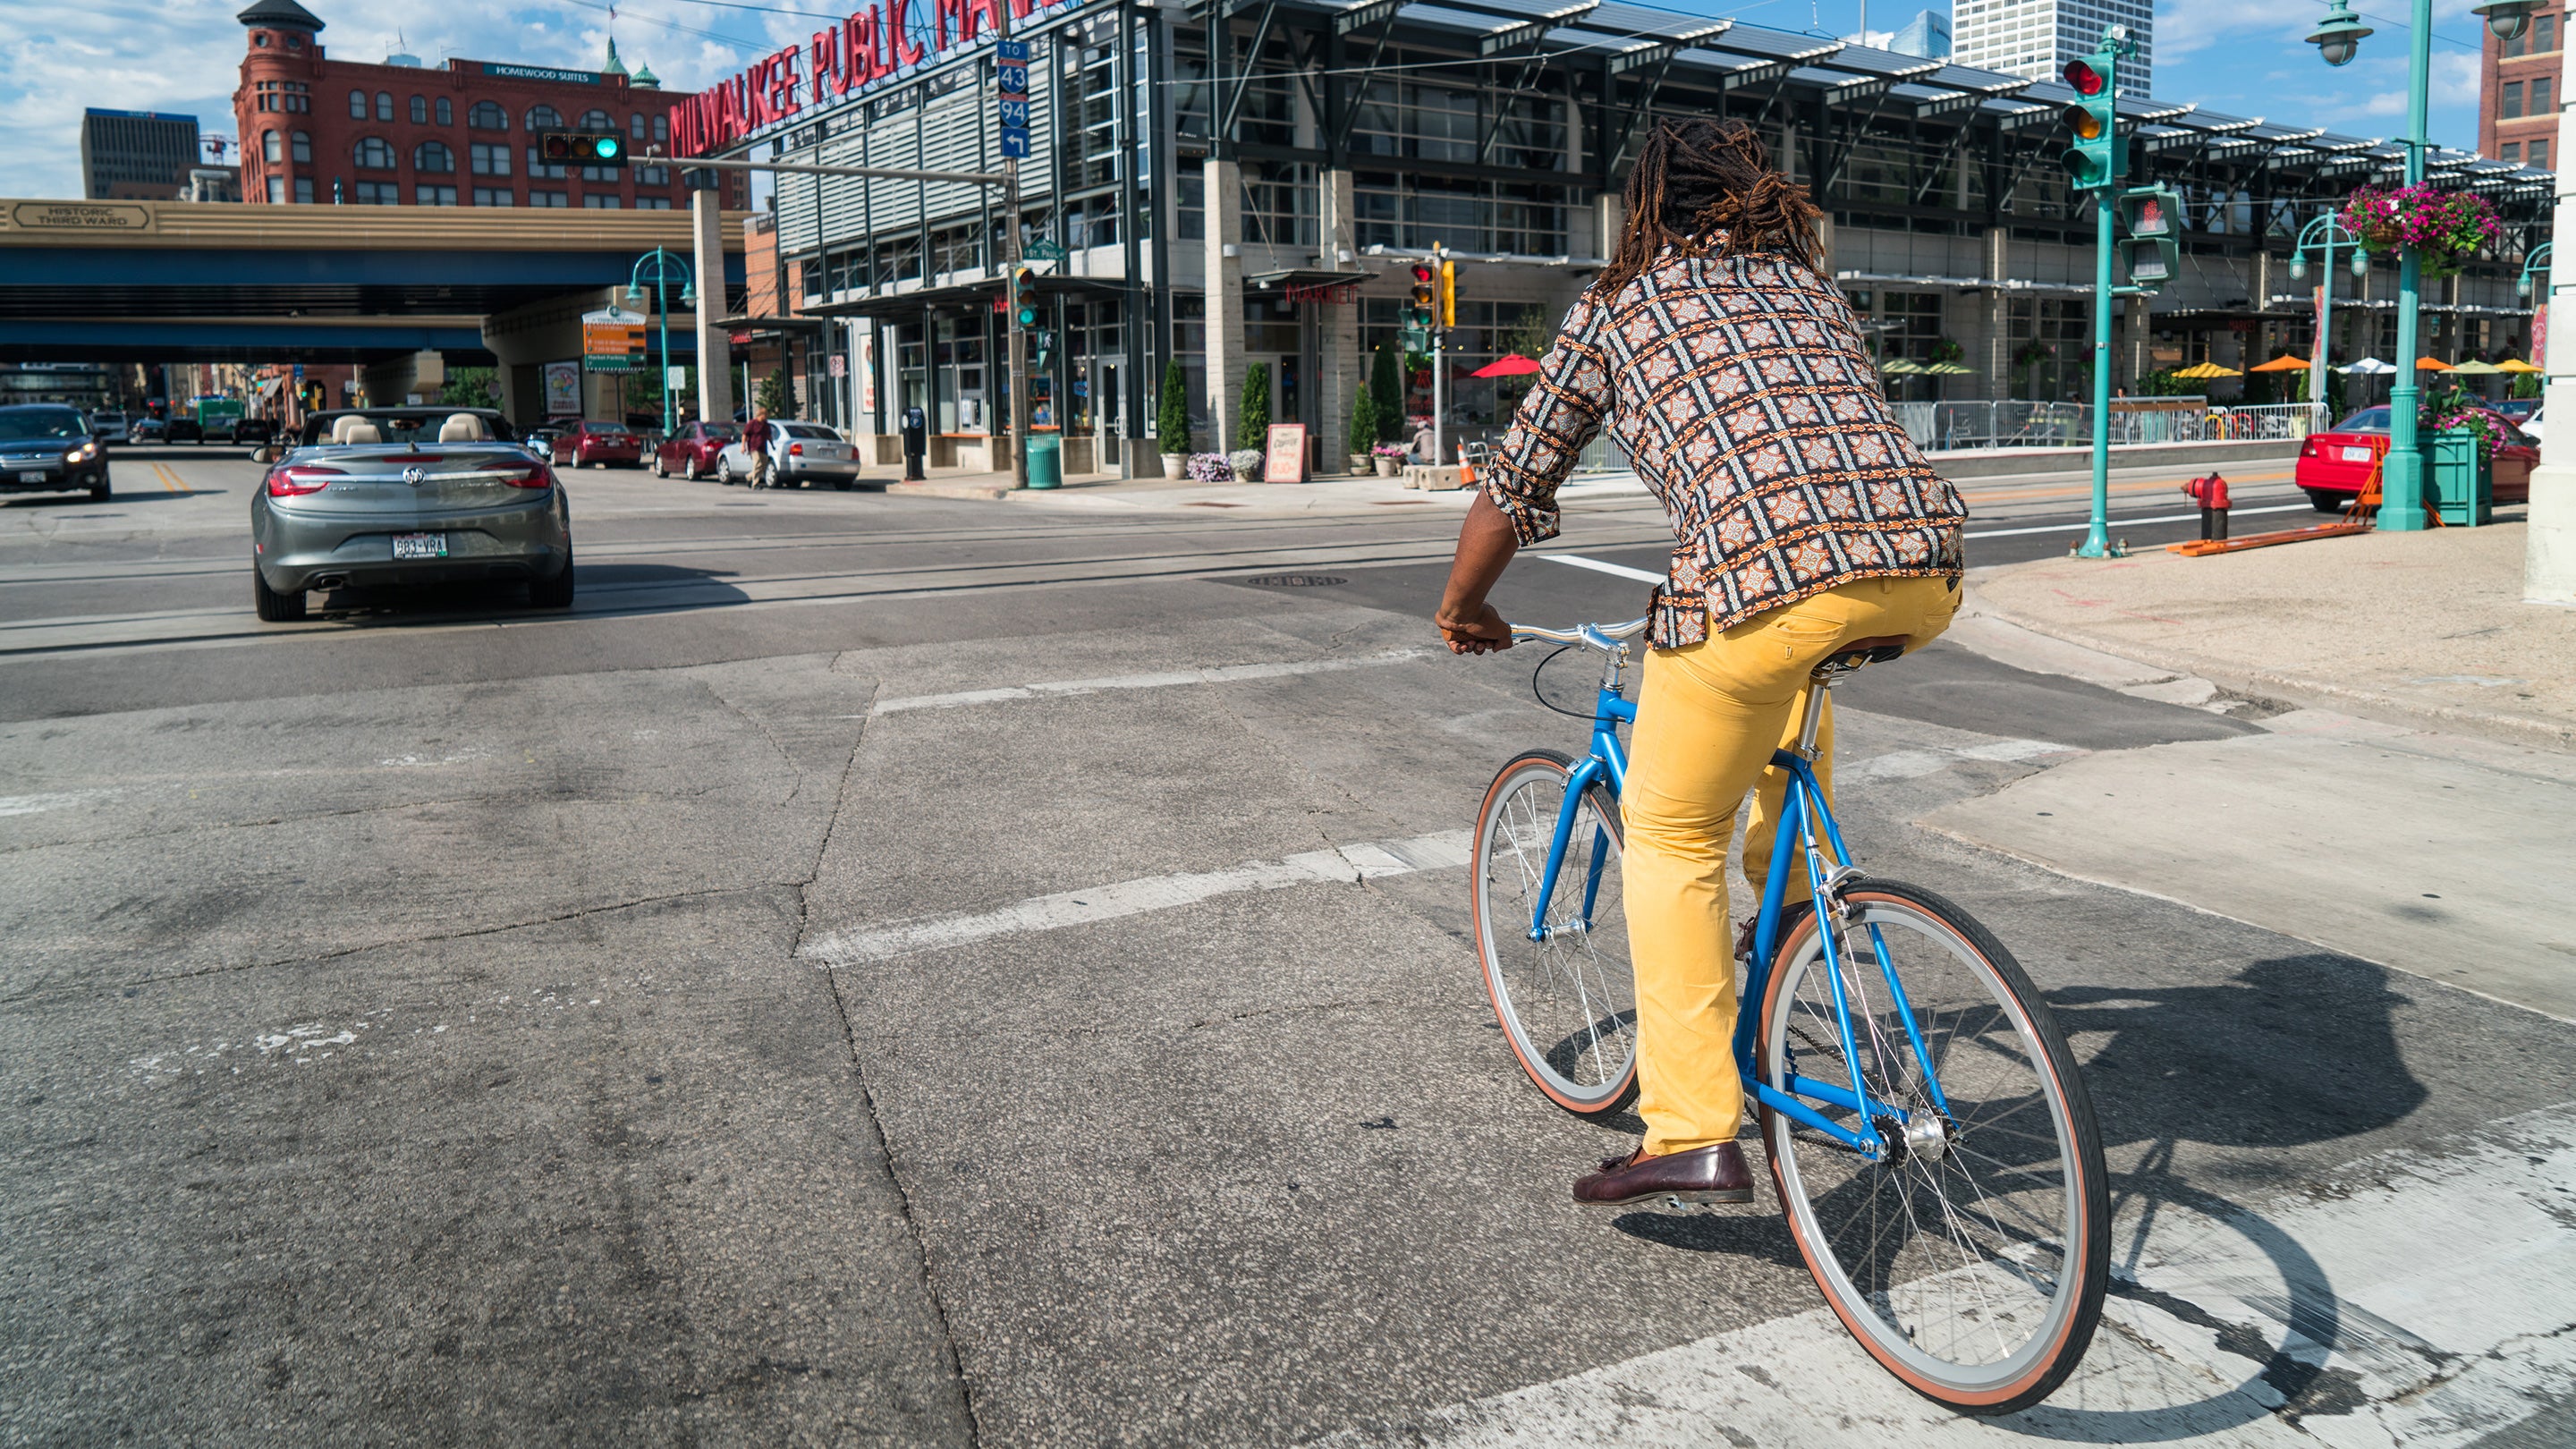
[2420,429,2491,527]
[1025,435,1061,490]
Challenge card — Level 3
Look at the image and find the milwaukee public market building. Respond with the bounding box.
[668,0,2557,477]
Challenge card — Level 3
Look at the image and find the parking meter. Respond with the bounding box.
[902,406,928,481]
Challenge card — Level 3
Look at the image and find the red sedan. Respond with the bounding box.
[2293,405,2533,511]
[551,420,645,470]
[650,420,740,480]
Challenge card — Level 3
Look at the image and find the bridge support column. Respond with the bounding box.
[693,189,734,424]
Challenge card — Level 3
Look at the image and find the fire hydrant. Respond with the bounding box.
[2181,472,2232,541]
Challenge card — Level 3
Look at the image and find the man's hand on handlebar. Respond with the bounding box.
[1436,602,1513,655]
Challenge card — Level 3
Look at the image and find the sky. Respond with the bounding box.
[0,0,2506,200]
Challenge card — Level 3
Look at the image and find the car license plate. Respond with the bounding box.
[17,470,46,483]
[392,532,448,560]
[2342,445,2375,462]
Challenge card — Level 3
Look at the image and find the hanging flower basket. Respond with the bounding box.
[2340,184,2502,279]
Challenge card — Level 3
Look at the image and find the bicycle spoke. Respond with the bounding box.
[1477,761,1634,1109]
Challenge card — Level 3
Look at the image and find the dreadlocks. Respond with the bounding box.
[1590,117,1824,299]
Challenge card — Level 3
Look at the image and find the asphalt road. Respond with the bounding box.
[3,453,2568,1445]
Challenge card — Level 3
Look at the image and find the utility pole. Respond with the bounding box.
[996,16,1030,491]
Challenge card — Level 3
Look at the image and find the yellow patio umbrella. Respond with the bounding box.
[2171,361,2242,379]
[2496,357,2545,373]
[2248,354,2310,371]
[2416,356,2453,370]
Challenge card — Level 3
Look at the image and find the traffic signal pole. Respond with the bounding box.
[2078,189,2116,557]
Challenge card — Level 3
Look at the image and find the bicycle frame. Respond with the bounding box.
[1522,643,1953,1162]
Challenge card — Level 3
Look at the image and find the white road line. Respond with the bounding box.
[869,648,1435,715]
[1965,503,2311,539]
[1540,554,1665,584]
[801,829,1472,968]
[1317,1100,2576,1448]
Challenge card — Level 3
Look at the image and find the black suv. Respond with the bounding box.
[0,404,111,501]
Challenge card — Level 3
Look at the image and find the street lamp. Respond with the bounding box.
[625,247,697,436]
[2517,242,2551,300]
[2285,212,2368,417]
[2302,0,2436,530]
[2473,0,2544,41]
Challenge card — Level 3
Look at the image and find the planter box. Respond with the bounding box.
[2420,428,2492,527]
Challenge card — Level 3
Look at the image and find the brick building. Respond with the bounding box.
[2482,6,2566,166]
[230,0,745,210]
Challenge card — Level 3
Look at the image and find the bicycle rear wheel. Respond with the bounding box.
[1757,881,2107,1414]
[1471,749,1637,1116]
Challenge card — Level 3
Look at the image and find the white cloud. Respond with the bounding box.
[0,0,784,199]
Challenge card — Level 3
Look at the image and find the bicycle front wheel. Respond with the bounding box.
[1758,881,2107,1414]
[1471,749,1637,1117]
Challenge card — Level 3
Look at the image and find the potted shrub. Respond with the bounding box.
[1186,452,1233,483]
[1371,346,1405,445]
[1370,442,1408,478]
[1346,384,1378,474]
[1157,356,1192,480]
[1228,448,1264,482]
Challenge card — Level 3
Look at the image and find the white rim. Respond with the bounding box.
[1474,760,1636,1109]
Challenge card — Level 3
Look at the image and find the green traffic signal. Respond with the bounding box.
[595,136,621,160]
[2059,54,2120,191]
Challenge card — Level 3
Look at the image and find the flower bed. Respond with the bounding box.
[1185,453,1234,483]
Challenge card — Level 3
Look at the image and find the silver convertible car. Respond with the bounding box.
[250,407,573,621]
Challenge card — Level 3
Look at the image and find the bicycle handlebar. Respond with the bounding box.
[1509,617,1649,649]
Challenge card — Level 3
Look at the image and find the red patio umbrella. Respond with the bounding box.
[1471,354,1542,377]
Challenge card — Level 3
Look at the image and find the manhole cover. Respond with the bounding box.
[1241,573,1346,588]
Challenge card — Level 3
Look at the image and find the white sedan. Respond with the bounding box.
[716,421,863,489]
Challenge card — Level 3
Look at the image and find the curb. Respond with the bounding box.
[1961,585,2576,752]
[885,479,1017,501]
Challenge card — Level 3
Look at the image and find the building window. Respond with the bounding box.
[292,131,311,163]
[470,100,509,130]
[528,147,566,180]
[353,179,400,204]
[256,79,309,113]
[436,97,453,126]
[1241,162,1318,248]
[634,165,668,186]
[2540,13,2559,50]
[416,183,458,206]
[2504,80,2524,119]
[629,113,646,140]
[415,141,455,173]
[635,196,673,209]
[2505,141,2522,163]
[530,190,570,207]
[474,187,516,206]
[579,108,614,131]
[470,142,511,176]
[256,32,269,46]
[527,105,564,131]
[354,137,397,169]
[264,131,282,163]
[2538,75,2555,114]
[652,114,668,143]
[377,92,394,122]
[2535,138,2553,168]
[411,95,428,123]
[295,177,315,203]
[583,194,623,208]
[580,164,621,182]
[350,89,368,119]
[267,175,284,201]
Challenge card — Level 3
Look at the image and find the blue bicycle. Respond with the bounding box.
[1470,617,2110,1414]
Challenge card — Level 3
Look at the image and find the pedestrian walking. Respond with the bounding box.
[1433,117,1968,1206]
[744,406,775,489]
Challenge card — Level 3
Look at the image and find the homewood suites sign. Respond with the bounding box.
[669,0,1085,157]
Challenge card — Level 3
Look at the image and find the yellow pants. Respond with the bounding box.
[1622,576,1960,1156]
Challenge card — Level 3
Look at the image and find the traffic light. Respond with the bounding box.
[1032,328,1055,369]
[1008,265,1038,328]
[538,129,627,168]
[2118,185,2180,292]
[1438,258,1458,328]
[1409,262,1436,329]
[2059,51,2119,191]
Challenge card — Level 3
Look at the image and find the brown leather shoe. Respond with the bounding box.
[1573,1141,1756,1208]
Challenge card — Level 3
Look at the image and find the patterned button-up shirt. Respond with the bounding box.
[1483,251,1966,649]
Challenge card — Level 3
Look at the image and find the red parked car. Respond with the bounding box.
[2293,405,2534,512]
[650,419,741,480]
[551,419,645,470]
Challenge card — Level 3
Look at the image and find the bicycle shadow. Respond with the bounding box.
[1606,953,2431,1437]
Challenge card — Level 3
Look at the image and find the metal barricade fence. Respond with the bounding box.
[1564,396,2318,474]
[2207,402,2328,440]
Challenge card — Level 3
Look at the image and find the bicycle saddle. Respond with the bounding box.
[1816,635,1909,676]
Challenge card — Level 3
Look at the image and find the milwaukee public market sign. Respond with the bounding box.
[668,0,1087,157]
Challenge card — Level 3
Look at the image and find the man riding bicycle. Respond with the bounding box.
[1436,117,1967,1208]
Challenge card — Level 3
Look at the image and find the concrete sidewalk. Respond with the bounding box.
[1965,520,2572,750]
